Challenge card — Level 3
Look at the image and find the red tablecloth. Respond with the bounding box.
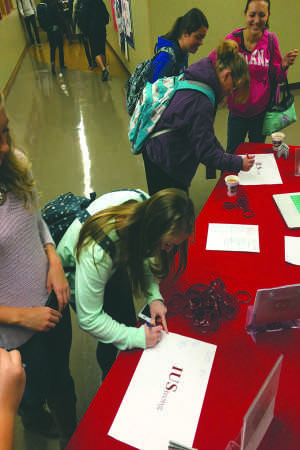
[67,143,300,450]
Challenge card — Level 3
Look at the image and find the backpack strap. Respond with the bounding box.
[76,208,116,261]
[156,46,177,65]
[150,46,177,80]
[267,32,280,106]
[176,80,215,106]
[149,80,215,140]
[268,31,275,64]
[108,188,148,202]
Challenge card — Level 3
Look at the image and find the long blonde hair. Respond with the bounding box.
[76,189,195,298]
[215,39,250,104]
[0,94,36,208]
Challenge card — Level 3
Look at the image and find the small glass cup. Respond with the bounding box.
[225,175,239,197]
[271,132,285,151]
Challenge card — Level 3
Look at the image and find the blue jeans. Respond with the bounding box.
[226,111,266,155]
[18,305,74,411]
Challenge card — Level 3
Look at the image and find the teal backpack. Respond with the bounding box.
[128,74,215,155]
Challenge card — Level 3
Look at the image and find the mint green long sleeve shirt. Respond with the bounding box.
[57,189,164,350]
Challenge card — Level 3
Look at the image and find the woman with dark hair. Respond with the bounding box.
[209,0,298,155]
[57,188,195,379]
[142,40,255,195]
[149,8,209,83]
[0,94,76,449]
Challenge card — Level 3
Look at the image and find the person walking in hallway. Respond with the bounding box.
[37,0,67,74]
[86,0,110,81]
[17,0,41,47]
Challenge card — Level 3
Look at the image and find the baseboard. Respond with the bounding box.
[3,46,27,98]
[106,40,130,77]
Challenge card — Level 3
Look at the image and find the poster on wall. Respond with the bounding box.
[121,0,134,48]
[110,0,118,31]
[112,0,134,54]
[113,0,128,58]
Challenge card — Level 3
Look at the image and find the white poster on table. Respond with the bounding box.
[108,332,217,450]
[206,223,260,253]
[238,153,282,185]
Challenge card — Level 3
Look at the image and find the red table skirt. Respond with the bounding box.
[68,143,300,450]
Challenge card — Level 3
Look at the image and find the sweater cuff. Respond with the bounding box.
[128,325,146,349]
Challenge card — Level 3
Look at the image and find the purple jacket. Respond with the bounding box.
[145,57,243,188]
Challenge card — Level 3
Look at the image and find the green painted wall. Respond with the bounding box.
[0,10,26,93]
[1,0,299,91]
[105,0,299,83]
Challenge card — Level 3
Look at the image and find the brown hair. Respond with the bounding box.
[244,0,270,29]
[76,189,195,298]
[163,8,209,42]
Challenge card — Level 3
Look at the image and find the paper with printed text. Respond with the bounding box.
[108,332,217,450]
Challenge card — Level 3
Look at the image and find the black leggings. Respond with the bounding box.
[142,149,188,195]
[24,14,40,45]
[96,266,137,379]
[47,28,65,67]
[18,305,74,411]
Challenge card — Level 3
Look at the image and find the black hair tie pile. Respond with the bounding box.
[223,190,255,218]
[167,278,251,334]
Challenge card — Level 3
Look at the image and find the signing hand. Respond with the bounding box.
[242,154,255,171]
[144,324,163,348]
[281,49,298,70]
[149,300,168,333]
